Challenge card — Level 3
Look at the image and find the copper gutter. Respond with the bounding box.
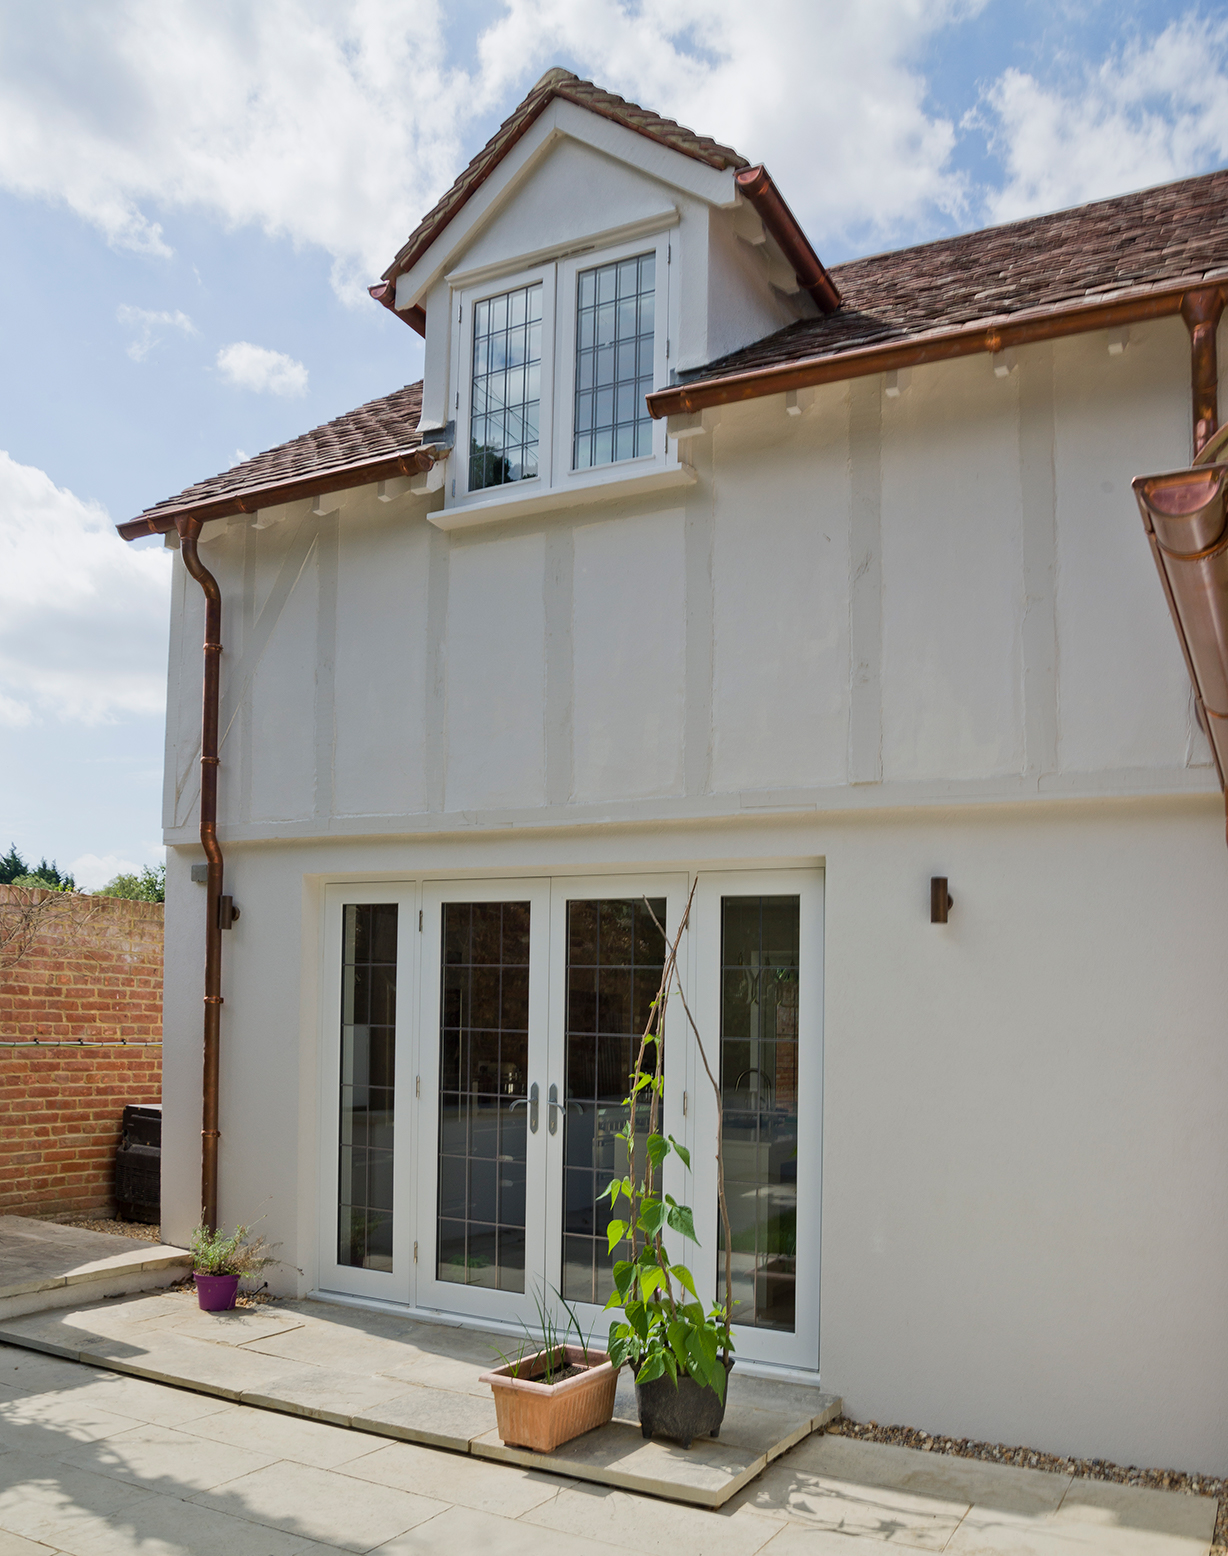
[176,516,224,1230]
[368,281,426,338]
[118,446,437,541]
[1133,284,1228,839]
[649,280,1223,419]
[735,166,840,314]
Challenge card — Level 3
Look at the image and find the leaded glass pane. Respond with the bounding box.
[562,897,666,1305]
[717,896,799,1332]
[470,283,543,491]
[437,902,531,1292]
[573,252,655,470]
[338,903,397,1271]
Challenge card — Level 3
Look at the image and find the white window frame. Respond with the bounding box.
[452,262,557,508]
[444,223,677,521]
[552,229,672,492]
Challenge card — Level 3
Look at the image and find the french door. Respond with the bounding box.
[318,870,822,1371]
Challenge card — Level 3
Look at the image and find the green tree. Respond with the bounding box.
[97,863,165,903]
[0,843,75,891]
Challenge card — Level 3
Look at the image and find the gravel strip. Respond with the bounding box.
[826,1417,1227,1551]
[38,1216,162,1243]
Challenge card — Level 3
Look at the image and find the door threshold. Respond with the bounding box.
[308,1287,823,1386]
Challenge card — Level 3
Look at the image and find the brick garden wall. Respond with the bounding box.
[0,885,163,1217]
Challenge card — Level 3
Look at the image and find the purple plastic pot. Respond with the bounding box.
[194,1272,240,1311]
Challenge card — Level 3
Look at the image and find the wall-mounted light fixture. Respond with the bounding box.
[931,877,953,924]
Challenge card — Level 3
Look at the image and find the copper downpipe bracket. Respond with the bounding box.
[176,515,225,1232]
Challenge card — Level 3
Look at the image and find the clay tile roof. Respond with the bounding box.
[674,167,1228,390]
[118,382,424,539]
[382,67,746,289]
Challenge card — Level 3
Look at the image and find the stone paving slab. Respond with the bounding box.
[0,1292,838,1508]
[0,1218,189,1320]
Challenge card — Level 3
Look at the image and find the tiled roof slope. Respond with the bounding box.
[129,382,423,528]
[382,68,746,287]
[677,168,1228,387]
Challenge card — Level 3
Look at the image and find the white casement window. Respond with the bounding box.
[449,227,672,515]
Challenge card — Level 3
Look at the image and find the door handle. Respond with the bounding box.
[510,1081,539,1133]
[548,1082,559,1135]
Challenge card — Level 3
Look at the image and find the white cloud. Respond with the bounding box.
[0,452,172,727]
[116,304,197,362]
[977,13,1228,223]
[0,1,978,301]
[69,852,143,890]
[216,342,308,397]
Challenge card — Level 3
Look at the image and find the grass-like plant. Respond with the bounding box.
[492,1287,601,1384]
[189,1223,275,1279]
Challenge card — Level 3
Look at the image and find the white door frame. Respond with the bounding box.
[543,872,693,1344]
[317,881,419,1302]
[689,869,824,1371]
[415,878,553,1324]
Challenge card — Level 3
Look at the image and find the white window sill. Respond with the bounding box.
[428,461,697,532]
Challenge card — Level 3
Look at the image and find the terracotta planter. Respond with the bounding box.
[194,1272,239,1311]
[479,1345,618,1452]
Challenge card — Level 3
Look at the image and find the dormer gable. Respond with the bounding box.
[370,69,839,528]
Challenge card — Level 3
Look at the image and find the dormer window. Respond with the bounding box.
[446,227,677,520]
[573,253,655,470]
[469,282,543,492]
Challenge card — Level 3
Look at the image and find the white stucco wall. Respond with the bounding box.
[159,315,1228,1474]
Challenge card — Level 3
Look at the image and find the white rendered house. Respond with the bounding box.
[121,71,1228,1475]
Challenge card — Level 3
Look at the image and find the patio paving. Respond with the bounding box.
[0,1218,189,1320]
[0,1291,839,1508]
[0,1337,1216,1555]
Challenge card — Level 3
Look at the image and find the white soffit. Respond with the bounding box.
[394,97,737,310]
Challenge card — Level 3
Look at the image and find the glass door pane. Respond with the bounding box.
[338,903,398,1272]
[437,901,530,1294]
[319,883,414,1303]
[561,896,666,1306]
[690,871,822,1370]
[417,880,551,1323]
[718,896,800,1331]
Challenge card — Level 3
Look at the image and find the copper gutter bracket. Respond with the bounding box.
[1180,287,1225,457]
[176,514,225,1231]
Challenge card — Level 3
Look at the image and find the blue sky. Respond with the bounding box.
[1,0,1226,886]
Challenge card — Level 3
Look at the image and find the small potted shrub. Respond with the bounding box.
[189,1223,273,1311]
[479,1294,618,1453]
[601,884,737,1449]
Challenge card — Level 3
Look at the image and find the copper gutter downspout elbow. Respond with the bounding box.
[1181,287,1225,456]
[735,166,841,315]
[176,515,224,1231]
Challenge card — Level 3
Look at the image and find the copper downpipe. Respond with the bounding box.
[735,165,841,314]
[1181,287,1224,456]
[176,515,224,1231]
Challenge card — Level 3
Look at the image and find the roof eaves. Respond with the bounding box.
[648,275,1215,418]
